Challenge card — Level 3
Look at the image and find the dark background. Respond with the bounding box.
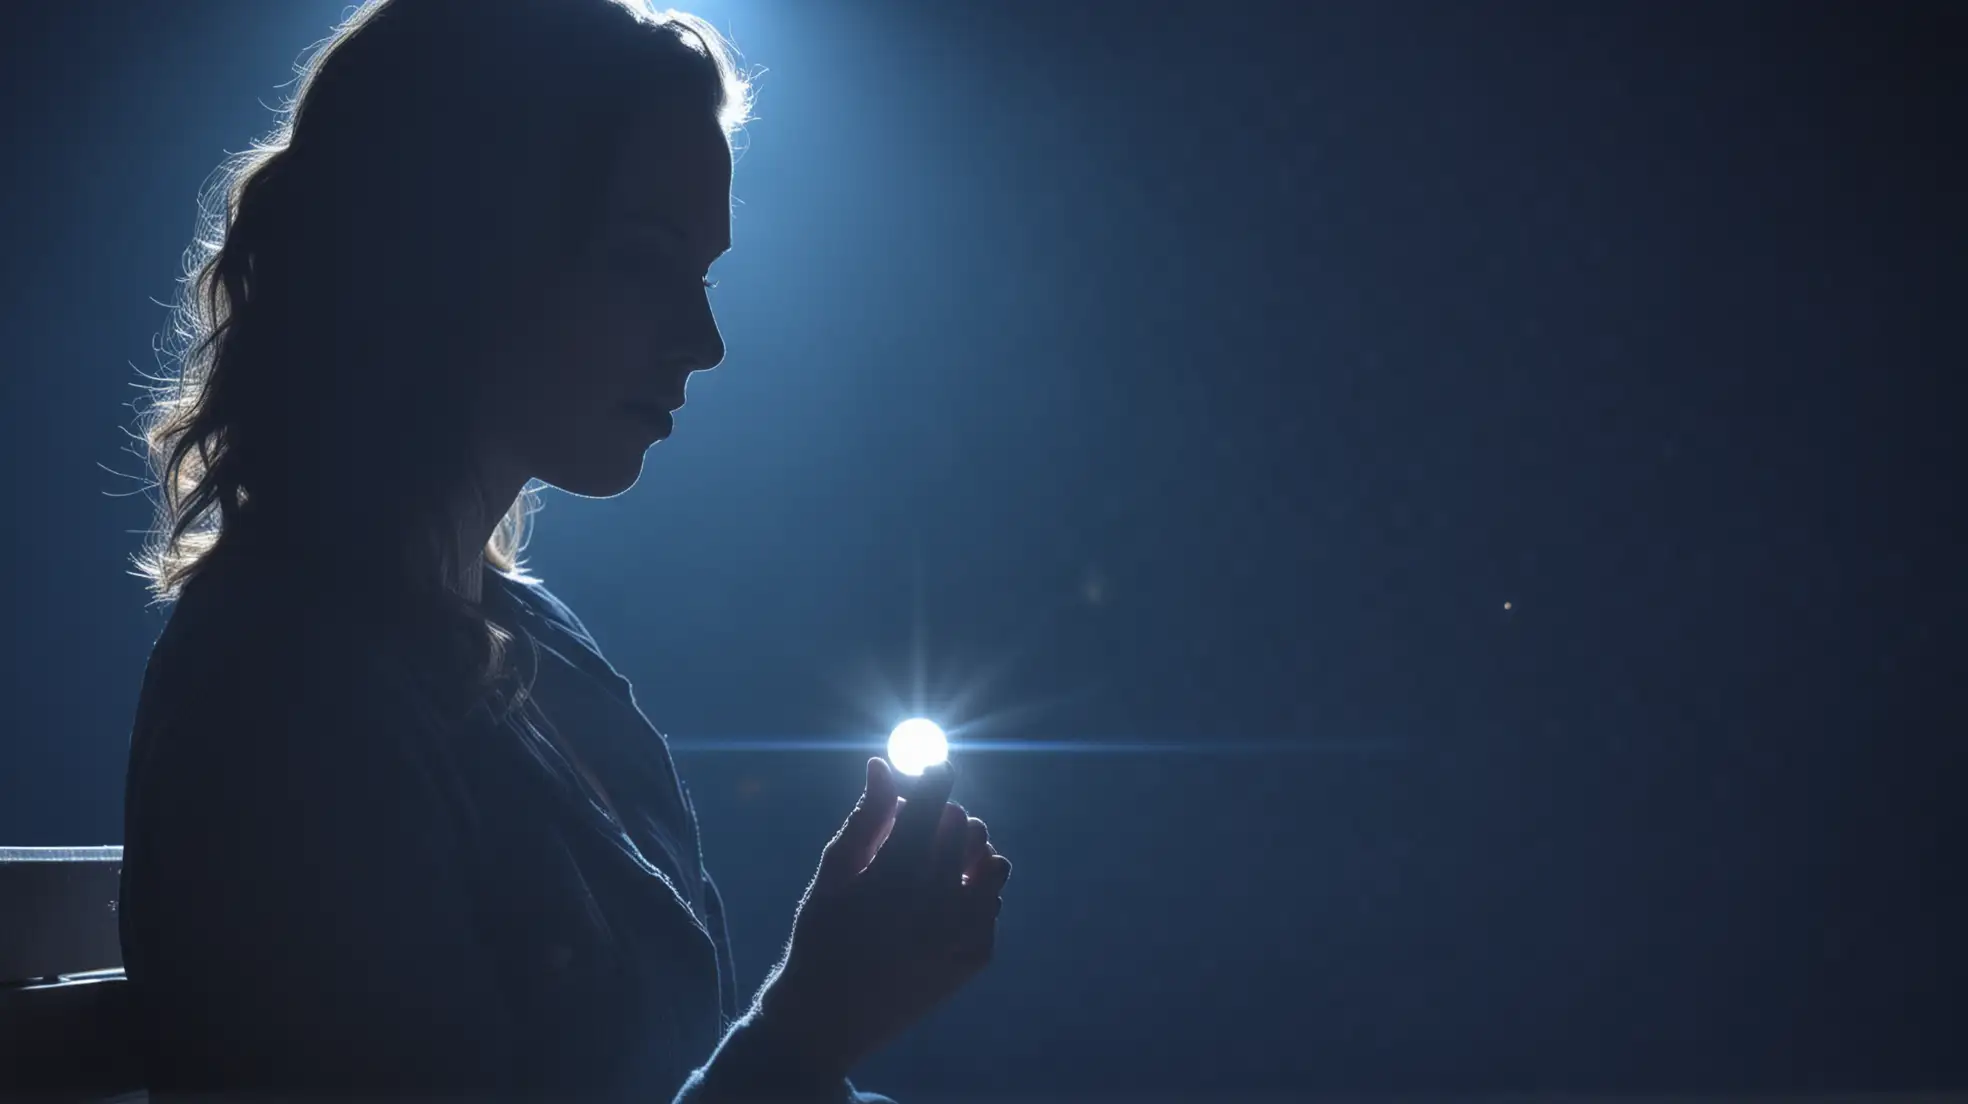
[2,0,1963,1098]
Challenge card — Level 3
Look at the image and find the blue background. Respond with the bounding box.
[1,1,1962,1097]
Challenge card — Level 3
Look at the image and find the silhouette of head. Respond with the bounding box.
[139,0,750,601]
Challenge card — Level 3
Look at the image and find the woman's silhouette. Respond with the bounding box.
[118,2,1010,1100]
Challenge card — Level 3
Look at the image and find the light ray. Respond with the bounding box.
[666,735,1406,756]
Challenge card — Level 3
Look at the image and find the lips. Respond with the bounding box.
[622,396,684,422]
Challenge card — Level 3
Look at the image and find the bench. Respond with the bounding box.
[0,847,143,1100]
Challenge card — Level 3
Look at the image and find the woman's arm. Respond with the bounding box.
[675,1007,891,1104]
[673,755,1003,1104]
[120,617,523,1095]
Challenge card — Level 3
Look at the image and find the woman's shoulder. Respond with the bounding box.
[145,554,389,696]
[134,552,469,767]
[126,555,504,851]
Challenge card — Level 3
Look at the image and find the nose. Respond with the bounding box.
[678,293,726,375]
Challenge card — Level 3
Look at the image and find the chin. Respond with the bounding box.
[537,445,651,500]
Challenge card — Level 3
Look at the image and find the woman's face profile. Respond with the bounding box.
[481,105,733,499]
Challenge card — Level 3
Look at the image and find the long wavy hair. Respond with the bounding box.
[134,0,749,690]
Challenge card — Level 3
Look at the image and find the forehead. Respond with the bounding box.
[604,108,734,252]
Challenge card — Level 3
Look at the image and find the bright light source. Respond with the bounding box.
[887,718,949,777]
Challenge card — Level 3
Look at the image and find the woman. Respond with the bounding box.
[117,1,1011,1100]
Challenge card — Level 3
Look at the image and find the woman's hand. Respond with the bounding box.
[755,756,1012,1078]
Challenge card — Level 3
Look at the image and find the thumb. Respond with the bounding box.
[816,757,900,890]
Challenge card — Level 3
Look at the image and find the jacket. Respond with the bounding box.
[119,550,892,1103]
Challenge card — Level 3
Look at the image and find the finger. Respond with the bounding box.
[968,853,1011,898]
[870,760,955,876]
[958,817,990,881]
[962,839,997,887]
[929,802,971,887]
[816,757,901,889]
[867,796,901,860]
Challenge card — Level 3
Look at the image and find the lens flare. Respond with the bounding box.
[887,718,949,777]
